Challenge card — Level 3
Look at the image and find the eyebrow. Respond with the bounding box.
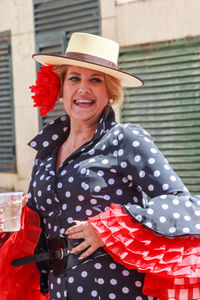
[68,72,104,77]
[91,73,104,77]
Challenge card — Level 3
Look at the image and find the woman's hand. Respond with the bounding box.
[65,221,104,260]
[0,194,28,233]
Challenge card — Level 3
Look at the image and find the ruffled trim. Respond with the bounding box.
[88,203,200,299]
[0,205,49,300]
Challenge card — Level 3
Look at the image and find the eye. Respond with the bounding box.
[90,78,102,83]
[68,76,80,82]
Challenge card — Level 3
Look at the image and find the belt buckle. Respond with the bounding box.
[57,248,64,260]
[48,237,68,276]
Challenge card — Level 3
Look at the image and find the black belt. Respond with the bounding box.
[11,236,106,276]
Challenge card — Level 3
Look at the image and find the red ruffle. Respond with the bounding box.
[0,205,49,300]
[88,203,200,300]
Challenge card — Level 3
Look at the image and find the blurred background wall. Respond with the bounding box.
[0,0,199,193]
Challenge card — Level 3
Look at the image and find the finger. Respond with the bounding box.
[65,226,82,236]
[78,246,98,260]
[0,218,5,224]
[22,194,28,208]
[70,240,89,254]
[0,224,4,232]
[0,210,5,223]
[65,222,86,235]
[73,220,82,224]
[67,231,85,239]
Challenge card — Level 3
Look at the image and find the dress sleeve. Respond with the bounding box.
[88,203,200,300]
[117,124,200,237]
[89,124,200,300]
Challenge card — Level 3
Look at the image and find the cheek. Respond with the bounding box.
[63,85,73,102]
[98,86,109,102]
[63,84,69,96]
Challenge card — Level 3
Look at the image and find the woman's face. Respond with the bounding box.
[62,66,110,126]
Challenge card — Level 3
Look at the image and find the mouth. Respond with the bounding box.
[74,99,95,107]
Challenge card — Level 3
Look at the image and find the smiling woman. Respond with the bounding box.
[0,32,200,300]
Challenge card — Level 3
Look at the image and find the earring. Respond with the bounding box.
[59,98,63,103]
[108,99,113,104]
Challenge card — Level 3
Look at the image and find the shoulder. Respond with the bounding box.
[109,123,152,142]
[107,123,158,159]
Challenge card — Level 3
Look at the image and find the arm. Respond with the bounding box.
[116,124,200,236]
[66,125,200,299]
[27,155,40,212]
[67,124,200,250]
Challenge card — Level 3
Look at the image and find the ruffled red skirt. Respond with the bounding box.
[89,203,200,300]
[0,206,49,300]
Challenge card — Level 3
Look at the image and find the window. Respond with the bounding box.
[0,31,16,172]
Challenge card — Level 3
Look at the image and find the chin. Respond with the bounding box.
[73,110,100,121]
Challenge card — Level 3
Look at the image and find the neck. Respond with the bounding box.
[68,119,98,147]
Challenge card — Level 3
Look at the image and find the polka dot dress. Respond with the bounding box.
[27,107,200,299]
[48,255,154,300]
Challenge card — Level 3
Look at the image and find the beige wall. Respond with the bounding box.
[101,0,200,45]
[0,0,39,192]
[116,0,200,46]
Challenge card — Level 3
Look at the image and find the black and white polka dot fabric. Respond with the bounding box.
[27,107,200,300]
[48,255,154,300]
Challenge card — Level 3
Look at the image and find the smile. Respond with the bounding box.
[74,99,95,105]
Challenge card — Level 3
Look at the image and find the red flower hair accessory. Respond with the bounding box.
[29,65,61,116]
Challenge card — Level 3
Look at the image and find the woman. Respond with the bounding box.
[0,32,200,300]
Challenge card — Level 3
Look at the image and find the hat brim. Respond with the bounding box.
[32,54,143,88]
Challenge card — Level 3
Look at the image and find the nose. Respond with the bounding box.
[78,86,90,94]
[77,80,91,94]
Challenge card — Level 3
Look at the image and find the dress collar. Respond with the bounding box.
[28,106,116,159]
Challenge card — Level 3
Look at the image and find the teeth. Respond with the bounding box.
[75,99,93,103]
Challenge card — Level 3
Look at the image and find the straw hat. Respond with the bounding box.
[33,32,143,87]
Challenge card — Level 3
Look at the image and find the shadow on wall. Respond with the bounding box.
[0,187,14,193]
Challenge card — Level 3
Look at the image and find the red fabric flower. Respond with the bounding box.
[29,65,61,116]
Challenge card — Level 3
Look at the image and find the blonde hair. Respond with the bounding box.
[53,65,67,99]
[53,65,124,107]
[104,74,124,107]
